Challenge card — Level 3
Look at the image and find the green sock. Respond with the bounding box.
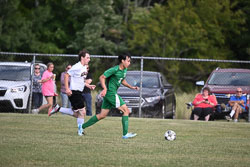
[122,116,129,136]
[82,115,99,129]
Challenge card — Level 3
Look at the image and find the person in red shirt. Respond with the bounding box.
[192,87,217,121]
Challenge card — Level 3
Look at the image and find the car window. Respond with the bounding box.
[0,65,31,81]
[208,72,250,86]
[122,75,160,88]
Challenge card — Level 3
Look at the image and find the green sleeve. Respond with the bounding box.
[103,65,118,78]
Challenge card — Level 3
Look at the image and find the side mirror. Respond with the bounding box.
[196,81,204,86]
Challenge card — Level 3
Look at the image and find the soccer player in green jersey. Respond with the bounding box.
[82,54,139,139]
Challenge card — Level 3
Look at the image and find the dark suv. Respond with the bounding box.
[95,71,176,119]
[196,67,250,118]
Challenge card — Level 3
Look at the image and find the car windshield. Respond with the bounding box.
[0,65,31,81]
[208,72,250,86]
[121,74,160,88]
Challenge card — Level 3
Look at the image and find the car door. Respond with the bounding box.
[160,75,174,113]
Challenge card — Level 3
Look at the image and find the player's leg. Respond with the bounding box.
[74,107,86,136]
[82,109,110,129]
[49,91,82,117]
[117,95,136,139]
[82,96,111,129]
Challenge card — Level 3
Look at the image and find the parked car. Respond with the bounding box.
[0,62,46,112]
[196,67,250,119]
[95,71,176,119]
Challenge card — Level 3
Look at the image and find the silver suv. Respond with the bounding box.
[0,62,46,112]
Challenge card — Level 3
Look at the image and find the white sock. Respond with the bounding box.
[59,107,74,116]
[230,110,235,117]
[77,118,84,126]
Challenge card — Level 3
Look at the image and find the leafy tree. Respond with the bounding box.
[0,0,35,52]
[128,0,246,91]
[68,0,123,55]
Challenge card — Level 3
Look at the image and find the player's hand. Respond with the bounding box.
[100,89,107,97]
[89,85,96,90]
[66,88,72,96]
[132,86,139,90]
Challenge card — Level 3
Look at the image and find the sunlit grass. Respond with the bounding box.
[0,113,250,167]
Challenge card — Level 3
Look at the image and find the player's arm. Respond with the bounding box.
[121,79,139,90]
[64,73,72,96]
[85,79,96,90]
[99,74,107,97]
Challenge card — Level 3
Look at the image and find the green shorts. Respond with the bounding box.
[101,93,125,109]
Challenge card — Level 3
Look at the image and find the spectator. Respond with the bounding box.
[32,64,43,109]
[82,65,93,116]
[192,87,217,121]
[32,62,55,114]
[225,88,247,122]
[60,64,72,108]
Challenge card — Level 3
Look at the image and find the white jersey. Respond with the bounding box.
[67,62,87,91]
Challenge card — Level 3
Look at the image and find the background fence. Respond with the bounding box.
[0,52,250,122]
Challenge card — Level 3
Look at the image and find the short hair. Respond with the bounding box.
[202,87,211,94]
[66,64,72,68]
[34,63,40,67]
[78,49,89,61]
[47,62,54,68]
[118,54,131,63]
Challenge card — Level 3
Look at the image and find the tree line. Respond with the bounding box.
[0,0,249,91]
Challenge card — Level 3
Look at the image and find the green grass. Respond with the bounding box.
[1,113,250,167]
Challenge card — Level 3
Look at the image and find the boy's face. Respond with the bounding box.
[81,53,90,65]
[122,56,131,68]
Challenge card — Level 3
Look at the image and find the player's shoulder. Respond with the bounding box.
[110,65,119,71]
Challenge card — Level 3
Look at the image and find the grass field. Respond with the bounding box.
[1,113,250,167]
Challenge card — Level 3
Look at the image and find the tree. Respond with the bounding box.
[127,0,246,91]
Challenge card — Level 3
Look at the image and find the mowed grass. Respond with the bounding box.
[0,113,250,167]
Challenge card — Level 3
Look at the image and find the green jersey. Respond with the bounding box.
[103,65,127,93]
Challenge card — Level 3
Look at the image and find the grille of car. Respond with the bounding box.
[214,94,231,104]
[0,87,7,96]
[122,97,145,107]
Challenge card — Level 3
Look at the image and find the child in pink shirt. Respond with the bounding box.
[32,62,55,115]
[41,70,54,96]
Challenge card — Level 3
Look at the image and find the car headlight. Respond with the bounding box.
[145,96,160,103]
[11,86,26,93]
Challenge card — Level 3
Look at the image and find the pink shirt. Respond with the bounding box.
[192,94,217,108]
[41,70,54,96]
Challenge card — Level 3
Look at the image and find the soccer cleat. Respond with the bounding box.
[48,104,60,116]
[32,109,39,114]
[78,125,83,136]
[225,115,232,121]
[122,132,137,139]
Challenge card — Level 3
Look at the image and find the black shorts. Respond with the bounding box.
[68,90,85,110]
[193,107,213,117]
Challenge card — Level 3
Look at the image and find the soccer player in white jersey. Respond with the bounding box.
[49,49,96,136]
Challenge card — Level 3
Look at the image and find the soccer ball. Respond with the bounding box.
[164,130,176,141]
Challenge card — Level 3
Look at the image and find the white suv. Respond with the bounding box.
[0,62,46,112]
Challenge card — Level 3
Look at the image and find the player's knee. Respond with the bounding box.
[99,113,107,119]
[78,108,86,115]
